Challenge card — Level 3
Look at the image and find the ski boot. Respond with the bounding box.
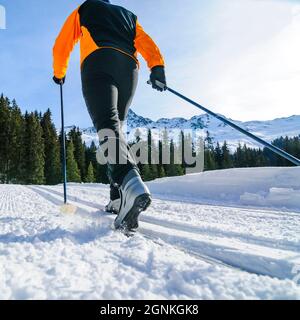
[105,184,121,215]
[105,199,121,215]
[114,169,151,231]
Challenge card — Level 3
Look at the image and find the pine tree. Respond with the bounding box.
[166,139,184,176]
[178,131,185,168]
[0,95,11,182]
[7,100,25,183]
[66,140,81,183]
[204,149,216,171]
[255,149,266,167]
[23,112,45,184]
[293,136,300,158]
[147,129,159,180]
[85,141,97,169]
[183,132,196,172]
[141,164,152,181]
[157,165,166,178]
[96,163,109,184]
[150,164,159,180]
[68,128,86,181]
[205,130,214,150]
[214,142,223,169]
[157,136,168,178]
[147,129,152,165]
[85,141,109,184]
[85,162,95,183]
[161,129,170,174]
[242,144,251,167]
[222,141,233,168]
[148,129,159,165]
[234,143,244,167]
[41,109,61,185]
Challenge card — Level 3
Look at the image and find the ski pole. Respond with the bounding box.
[59,83,77,214]
[147,80,300,166]
[60,82,67,204]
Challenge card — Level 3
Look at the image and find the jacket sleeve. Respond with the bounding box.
[134,20,165,70]
[53,8,81,79]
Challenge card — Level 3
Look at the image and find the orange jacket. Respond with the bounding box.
[53,1,165,79]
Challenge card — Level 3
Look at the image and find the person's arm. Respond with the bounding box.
[53,8,81,81]
[134,20,167,91]
[134,20,165,69]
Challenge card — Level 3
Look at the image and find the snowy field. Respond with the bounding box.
[0,167,299,300]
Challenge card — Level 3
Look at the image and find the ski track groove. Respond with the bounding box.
[37,185,300,253]
[28,186,247,273]
[152,195,300,217]
[0,186,17,213]
[27,185,300,281]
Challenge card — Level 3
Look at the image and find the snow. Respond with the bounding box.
[0,167,300,300]
[148,167,300,211]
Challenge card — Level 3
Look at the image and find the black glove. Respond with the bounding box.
[150,66,167,92]
[53,76,65,85]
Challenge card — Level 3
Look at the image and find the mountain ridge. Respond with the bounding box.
[81,109,300,149]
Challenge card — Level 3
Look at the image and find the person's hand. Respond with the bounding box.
[150,66,167,92]
[53,76,66,85]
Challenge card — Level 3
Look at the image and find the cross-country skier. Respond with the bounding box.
[52,0,167,231]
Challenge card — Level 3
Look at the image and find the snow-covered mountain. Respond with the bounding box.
[81,109,300,149]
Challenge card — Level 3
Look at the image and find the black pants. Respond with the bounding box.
[81,49,139,185]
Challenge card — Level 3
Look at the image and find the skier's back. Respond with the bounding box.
[53,0,167,231]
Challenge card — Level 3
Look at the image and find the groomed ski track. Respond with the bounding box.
[0,180,299,299]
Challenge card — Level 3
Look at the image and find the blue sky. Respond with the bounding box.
[0,0,300,128]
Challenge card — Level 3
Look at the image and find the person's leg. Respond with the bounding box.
[107,52,140,185]
[95,48,139,208]
[104,65,139,214]
[117,65,138,124]
[110,59,152,230]
[106,53,139,208]
[81,49,151,230]
[81,66,136,186]
[82,72,119,134]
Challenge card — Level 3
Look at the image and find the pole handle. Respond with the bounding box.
[147,79,167,90]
